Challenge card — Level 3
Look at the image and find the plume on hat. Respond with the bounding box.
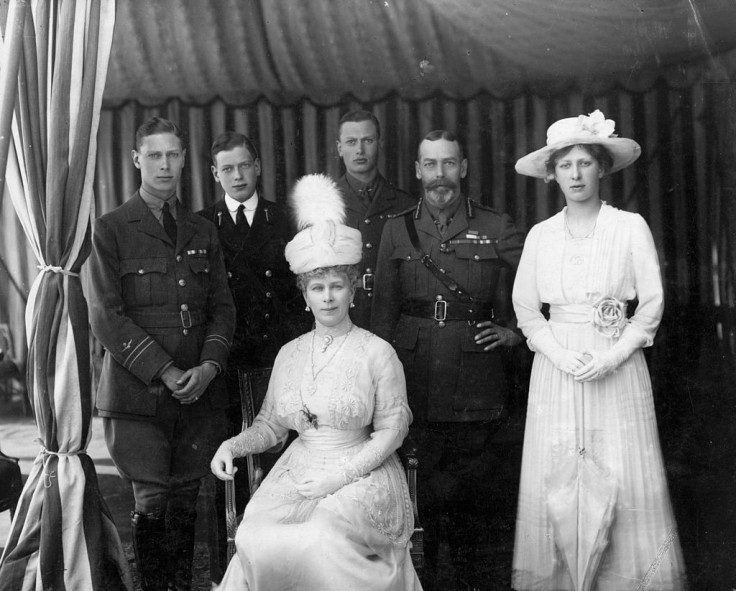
[291,174,346,231]
[284,174,362,275]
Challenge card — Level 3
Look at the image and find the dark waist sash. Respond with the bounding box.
[127,309,205,329]
[401,299,494,322]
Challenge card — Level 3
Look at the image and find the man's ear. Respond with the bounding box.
[131,149,141,170]
[415,161,421,180]
[460,158,468,179]
[211,164,220,183]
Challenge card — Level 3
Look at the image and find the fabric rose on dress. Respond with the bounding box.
[577,110,616,138]
[590,295,627,338]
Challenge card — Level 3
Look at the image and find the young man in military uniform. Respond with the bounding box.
[371,130,526,590]
[198,131,308,584]
[335,109,416,328]
[88,117,235,591]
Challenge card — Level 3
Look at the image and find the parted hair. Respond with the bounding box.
[338,109,381,139]
[135,117,185,151]
[210,131,260,165]
[418,129,465,161]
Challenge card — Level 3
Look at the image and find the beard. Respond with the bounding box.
[424,179,458,208]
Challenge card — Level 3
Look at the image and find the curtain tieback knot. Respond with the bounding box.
[37,264,80,277]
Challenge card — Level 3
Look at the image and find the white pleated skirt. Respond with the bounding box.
[512,320,688,591]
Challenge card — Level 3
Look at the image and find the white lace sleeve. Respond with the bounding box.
[226,420,282,458]
[339,429,404,485]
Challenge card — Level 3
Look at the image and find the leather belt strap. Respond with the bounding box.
[128,310,205,329]
[401,300,494,322]
[404,214,478,304]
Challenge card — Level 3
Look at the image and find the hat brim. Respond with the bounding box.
[515,137,641,179]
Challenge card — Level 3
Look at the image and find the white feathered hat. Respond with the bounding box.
[515,110,641,179]
[284,174,362,275]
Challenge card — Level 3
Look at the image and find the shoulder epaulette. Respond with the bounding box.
[469,199,502,215]
[387,203,418,219]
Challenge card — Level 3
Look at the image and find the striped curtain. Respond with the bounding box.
[0,2,132,590]
[93,82,731,359]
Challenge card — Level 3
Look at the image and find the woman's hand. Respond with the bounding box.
[210,442,238,481]
[294,470,345,499]
[574,349,619,382]
[549,349,591,376]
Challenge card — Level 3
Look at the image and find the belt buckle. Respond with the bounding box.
[434,300,447,322]
[180,310,193,329]
[362,273,374,291]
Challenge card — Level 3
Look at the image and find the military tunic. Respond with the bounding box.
[337,173,416,329]
[371,197,525,423]
[198,197,308,370]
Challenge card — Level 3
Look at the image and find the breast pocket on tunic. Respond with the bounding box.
[453,242,500,295]
[390,246,422,293]
[187,255,211,295]
[120,258,168,307]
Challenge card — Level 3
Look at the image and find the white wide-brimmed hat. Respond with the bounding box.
[515,110,641,179]
[284,174,362,275]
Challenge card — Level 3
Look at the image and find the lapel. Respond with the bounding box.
[129,193,172,246]
[415,201,443,241]
[364,176,393,217]
[175,203,200,253]
[442,201,469,242]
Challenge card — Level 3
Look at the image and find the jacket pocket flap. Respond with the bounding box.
[120,257,167,276]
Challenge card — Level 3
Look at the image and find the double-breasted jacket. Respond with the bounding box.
[198,198,308,370]
[89,193,235,419]
[337,173,416,328]
[371,197,525,423]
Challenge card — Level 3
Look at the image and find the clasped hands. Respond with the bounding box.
[550,348,620,382]
[160,362,217,404]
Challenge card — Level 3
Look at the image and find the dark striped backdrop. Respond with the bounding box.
[93,82,735,358]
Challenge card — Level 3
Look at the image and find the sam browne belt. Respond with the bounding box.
[401,299,494,322]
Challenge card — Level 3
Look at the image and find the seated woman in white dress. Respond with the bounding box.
[210,174,422,591]
[511,111,687,590]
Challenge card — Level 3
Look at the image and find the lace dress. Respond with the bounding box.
[216,326,422,591]
[511,204,687,590]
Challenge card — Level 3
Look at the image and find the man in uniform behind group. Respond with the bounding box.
[371,130,526,590]
[198,131,309,584]
[335,109,416,328]
[88,117,235,591]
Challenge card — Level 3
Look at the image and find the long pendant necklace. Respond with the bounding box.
[299,324,353,430]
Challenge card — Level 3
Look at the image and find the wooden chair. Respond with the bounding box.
[224,368,424,574]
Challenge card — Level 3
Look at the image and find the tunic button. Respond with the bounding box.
[406,255,411,261]
[263,334,269,340]
[365,243,373,249]
[265,292,272,298]
[438,321,446,328]
[367,292,373,298]
[178,279,186,287]
[265,313,271,320]
[227,271,233,278]
[176,255,182,262]
[364,219,371,225]
[182,329,189,335]
[181,304,189,311]
[204,267,209,273]
[435,295,443,301]
[138,269,144,275]
[265,270,273,277]
[365,268,372,274]
[473,254,480,261]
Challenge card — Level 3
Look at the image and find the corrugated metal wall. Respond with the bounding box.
[92,82,733,358]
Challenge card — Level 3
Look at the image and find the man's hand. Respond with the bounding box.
[160,365,185,393]
[171,363,217,404]
[474,321,522,351]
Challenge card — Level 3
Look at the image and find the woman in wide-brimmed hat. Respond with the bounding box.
[511,111,687,590]
[210,174,422,590]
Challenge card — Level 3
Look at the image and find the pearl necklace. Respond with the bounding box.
[299,324,353,430]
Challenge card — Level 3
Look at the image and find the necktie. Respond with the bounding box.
[162,202,177,244]
[437,212,449,236]
[358,186,372,209]
[236,204,247,227]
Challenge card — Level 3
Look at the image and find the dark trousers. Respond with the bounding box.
[412,421,501,590]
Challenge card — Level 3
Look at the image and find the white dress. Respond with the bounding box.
[217,327,422,591]
[511,204,687,590]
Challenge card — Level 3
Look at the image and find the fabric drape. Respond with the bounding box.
[0,1,132,590]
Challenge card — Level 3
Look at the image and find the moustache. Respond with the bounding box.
[426,179,456,191]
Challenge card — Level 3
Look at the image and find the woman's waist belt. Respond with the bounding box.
[401,299,494,322]
[300,427,370,450]
[127,309,205,329]
[549,304,594,324]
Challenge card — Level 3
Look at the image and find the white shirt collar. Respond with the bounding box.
[225,191,259,213]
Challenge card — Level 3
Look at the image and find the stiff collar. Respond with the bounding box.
[225,191,259,214]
